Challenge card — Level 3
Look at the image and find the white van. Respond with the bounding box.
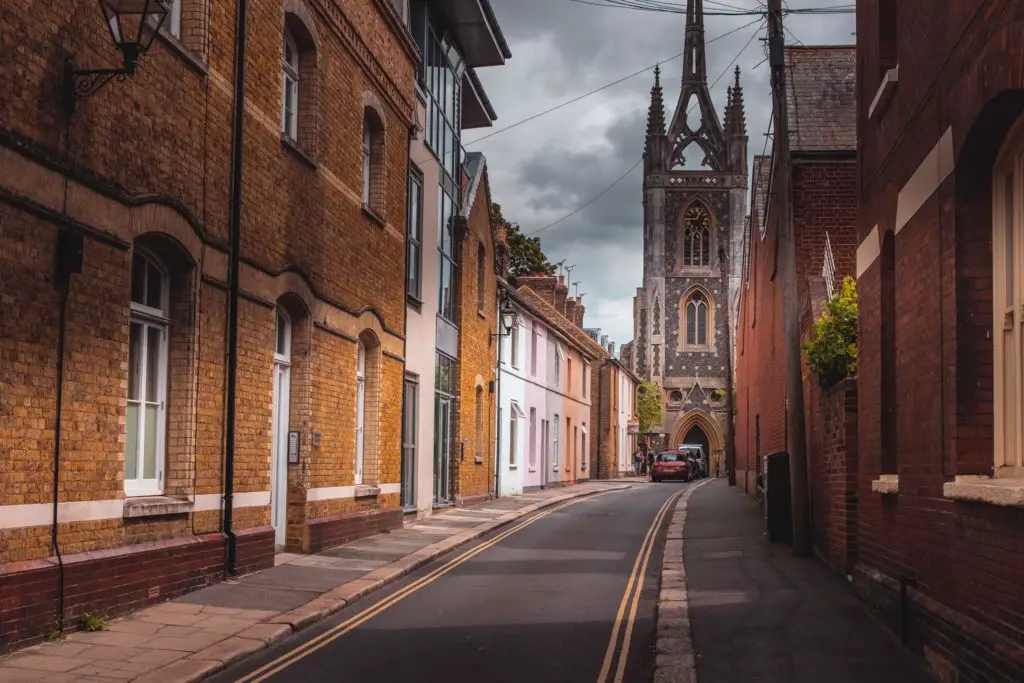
[679,444,707,478]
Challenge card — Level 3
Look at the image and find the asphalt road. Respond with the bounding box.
[210,481,690,683]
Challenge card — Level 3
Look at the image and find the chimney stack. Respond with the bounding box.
[608,341,616,357]
[565,297,578,325]
[575,295,585,328]
[600,334,609,348]
[554,276,569,314]
[517,274,558,304]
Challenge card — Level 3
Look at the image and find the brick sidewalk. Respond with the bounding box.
[0,481,631,682]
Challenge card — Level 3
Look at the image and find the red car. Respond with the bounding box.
[651,451,692,482]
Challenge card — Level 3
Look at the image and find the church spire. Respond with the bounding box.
[729,65,747,137]
[646,64,666,137]
[682,0,708,84]
[666,0,727,171]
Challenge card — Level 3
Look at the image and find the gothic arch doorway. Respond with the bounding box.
[669,411,725,476]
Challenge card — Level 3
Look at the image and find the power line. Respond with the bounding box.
[567,0,854,15]
[465,16,764,147]
[523,18,765,238]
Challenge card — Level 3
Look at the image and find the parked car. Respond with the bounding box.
[680,444,707,478]
[651,451,692,482]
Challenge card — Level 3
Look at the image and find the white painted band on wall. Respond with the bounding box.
[0,491,271,530]
[305,483,401,501]
[856,225,881,278]
[895,127,955,234]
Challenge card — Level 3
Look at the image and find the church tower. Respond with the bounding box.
[632,0,747,474]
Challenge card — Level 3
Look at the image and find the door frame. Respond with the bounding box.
[271,308,292,548]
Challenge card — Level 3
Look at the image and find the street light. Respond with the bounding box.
[65,0,170,113]
[499,306,519,337]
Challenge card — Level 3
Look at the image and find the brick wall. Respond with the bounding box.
[457,164,497,505]
[0,0,413,646]
[853,3,1024,681]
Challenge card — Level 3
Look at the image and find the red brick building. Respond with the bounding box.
[0,0,418,651]
[852,2,1024,681]
[734,46,858,502]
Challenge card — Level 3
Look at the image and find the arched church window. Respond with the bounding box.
[685,290,710,347]
[682,204,711,267]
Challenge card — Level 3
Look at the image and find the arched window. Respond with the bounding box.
[355,340,366,484]
[682,289,713,349]
[477,242,486,312]
[682,204,712,267]
[994,123,1024,476]
[363,107,386,214]
[281,28,300,140]
[126,249,170,496]
[281,12,319,154]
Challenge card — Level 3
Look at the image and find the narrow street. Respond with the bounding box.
[209,483,687,683]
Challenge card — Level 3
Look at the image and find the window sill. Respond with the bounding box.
[154,26,208,75]
[509,465,518,470]
[355,484,381,499]
[871,474,899,495]
[477,309,486,320]
[363,204,387,227]
[528,467,536,473]
[407,293,423,311]
[474,456,483,465]
[281,135,318,169]
[868,65,898,121]
[943,476,1024,507]
[123,496,194,519]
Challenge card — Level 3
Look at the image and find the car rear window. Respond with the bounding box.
[658,453,683,462]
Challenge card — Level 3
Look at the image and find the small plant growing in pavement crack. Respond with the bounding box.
[80,613,109,631]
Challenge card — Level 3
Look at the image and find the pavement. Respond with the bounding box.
[210,479,683,683]
[663,479,936,683]
[0,479,640,683]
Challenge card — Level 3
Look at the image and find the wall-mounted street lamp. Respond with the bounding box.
[65,0,169,113]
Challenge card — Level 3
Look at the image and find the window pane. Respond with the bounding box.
[146,326,162,403]
[687,303,696,345]
[125,403,139,481]
[143,403,158,479]
[1006,173,1015,306]
[128,323,143,400]
[146,261,162,310]
[131,254,146,304]
[698,303,707,344]
[276,312,287,355]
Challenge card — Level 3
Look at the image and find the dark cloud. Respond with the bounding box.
[470,0,855,346]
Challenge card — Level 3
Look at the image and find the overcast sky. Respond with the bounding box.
[465,0,855,350]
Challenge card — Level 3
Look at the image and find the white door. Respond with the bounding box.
[271,309,292,547]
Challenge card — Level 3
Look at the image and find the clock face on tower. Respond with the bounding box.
[685,205,710,231]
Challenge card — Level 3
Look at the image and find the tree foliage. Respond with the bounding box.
[803,276,859,387]
[636,380,664,435]
[491,202,555,286]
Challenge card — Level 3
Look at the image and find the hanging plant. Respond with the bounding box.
[802,276,858,388]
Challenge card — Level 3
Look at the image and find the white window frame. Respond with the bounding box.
[531,324,539,377]
[529,407,537,468]
[554,344,564,388]
[582,423,588,468]
[281,29,299,140]
[362,125,373,205]
[552,413,560,469]
[993,123,1024,478]
[355,342,366,484]
[582,361,589,399]
[509,402,524,468]
[166,0,182,39]
[510,323,520,369]
[125,250,170,497]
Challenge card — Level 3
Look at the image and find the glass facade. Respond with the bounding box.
[411,1,465,325]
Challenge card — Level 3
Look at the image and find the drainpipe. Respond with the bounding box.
[51,229,81,634]
[399,123,413,510]
[493,296,502,498]
[223,0,250,578]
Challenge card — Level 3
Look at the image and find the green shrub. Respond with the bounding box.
[81,613,108,632]
[802,276,858,388]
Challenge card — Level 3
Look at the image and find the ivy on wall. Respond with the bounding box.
[803,276,858,388]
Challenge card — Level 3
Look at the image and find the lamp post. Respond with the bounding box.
[491,292,519,498]
[64,0,169,113]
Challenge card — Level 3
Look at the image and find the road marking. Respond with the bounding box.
[596,487,684,683]
[235,490,618,682]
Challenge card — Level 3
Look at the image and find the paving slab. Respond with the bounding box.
[238,564,371,592]
[175,583,319,612]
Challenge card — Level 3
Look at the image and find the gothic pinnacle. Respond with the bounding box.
[646,64,666,137]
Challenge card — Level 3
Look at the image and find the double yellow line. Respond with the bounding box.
[596,489,684,683]
[235,493,607,682]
